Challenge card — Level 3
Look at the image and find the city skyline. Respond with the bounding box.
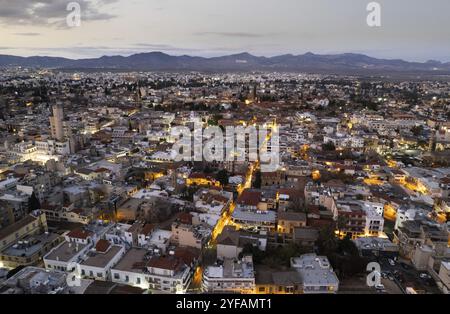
[0,0,449,300]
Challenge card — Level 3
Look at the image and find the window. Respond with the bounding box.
[125,275,129,282]
[97,273,103,278]
[258,287,265,292]
[136,278,141,285]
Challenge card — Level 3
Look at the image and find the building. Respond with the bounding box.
[171,213,211,249]
[0,231,61,269]
[0,191,29,226]
[231,209,277,232]
[0,211,48,253]
[261,170,285,187]
[255,267,302,294]
[438,261,450,294]
[336,201,366,238]
[42,207,92,225]
[105,222,141,247]
[394,219,448,259]
[353,237,399,258]
[0,266,69,294]
[292,227,319,247]
[232,189,277,231]
[216,226,267,260]
[43,241,90,272]
[290,254,339,294]
[202,255,255,293]
[78,240,125,281]
[277,211,307,234]
[50,103,64,141]
[111,247,194,293]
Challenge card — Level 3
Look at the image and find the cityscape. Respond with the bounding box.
[0,0,449,300]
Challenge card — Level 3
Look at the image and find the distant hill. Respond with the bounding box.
[1,51,449,75]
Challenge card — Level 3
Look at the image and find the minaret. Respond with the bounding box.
[50,103,64,141]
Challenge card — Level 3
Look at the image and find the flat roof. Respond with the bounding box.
[291,254,339,286]
[45,241,88,263]
[112,248,148,273]
[0,215,37,241]
[3,233,59,258]
[81,245,123,268]
[232,208,276,223]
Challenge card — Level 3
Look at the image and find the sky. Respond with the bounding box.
[0,0,449,62]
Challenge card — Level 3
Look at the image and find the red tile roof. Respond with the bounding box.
[178,212,193,225]
[147,256,182,271]
[95,239,111,253]
[140,224,154,236]
[237,190,261,206]
[67,228,93,240]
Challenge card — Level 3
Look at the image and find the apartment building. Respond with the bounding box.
[202,255,255,293]
[0,211,48,253]
[111,248,193,293]
[291,254,339,294]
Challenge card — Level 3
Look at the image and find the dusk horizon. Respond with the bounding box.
[1,50,450,64]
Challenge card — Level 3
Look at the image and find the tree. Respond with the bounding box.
[215,169,229,187]
[240,243,266,264]
[253,170,262,188]
[28,192,41,212]
[337,215,348,236]
[317,224,338,256]
[411,125,424,137]
[322,141,336,151]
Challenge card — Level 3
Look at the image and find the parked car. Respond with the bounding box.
[388,259,395,266]
[419,273,431,279]
[375,284,385,290]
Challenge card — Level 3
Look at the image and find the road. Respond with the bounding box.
[378,257,441,294]
[209,161,256,244]
[198,119,275,293]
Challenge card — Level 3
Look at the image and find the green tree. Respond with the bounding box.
[322,141,336,151]
[317,224,338,256]
[411,125,424,137]
[215,169,229,187]
[253,170,262,188]
[28,192,41,212]
[337,215,348,236]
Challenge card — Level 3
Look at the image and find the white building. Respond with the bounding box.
[111,248,193,293]
[78,240,125,281]
[202,255,255,293]
[291,254,339,294]
[43,241,90,272]
[363,204,385,236]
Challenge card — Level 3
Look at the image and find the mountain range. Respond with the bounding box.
[1,51,449,75]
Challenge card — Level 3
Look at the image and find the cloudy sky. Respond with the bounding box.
[0,0,449,62]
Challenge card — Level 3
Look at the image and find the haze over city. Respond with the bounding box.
[0,0,450,61]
